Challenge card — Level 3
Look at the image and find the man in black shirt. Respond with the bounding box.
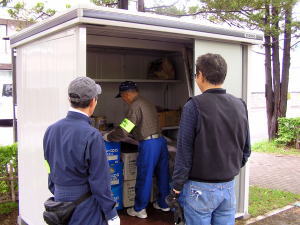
[171,53,251,225]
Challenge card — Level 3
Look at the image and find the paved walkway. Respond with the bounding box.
[249,152,300,194]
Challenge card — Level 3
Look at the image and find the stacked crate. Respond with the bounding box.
[105,141,123,210]
[122,152,138,208]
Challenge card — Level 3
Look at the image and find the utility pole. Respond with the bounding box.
[137,0,145,12]
[118,0,128,9]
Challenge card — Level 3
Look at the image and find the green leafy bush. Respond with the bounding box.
[0,202,18,215]
[0,143,18,194]
[275,117,300,147]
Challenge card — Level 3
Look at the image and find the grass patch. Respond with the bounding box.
[252,140,300,155]
[249,186,300,217]
[0,202,18,215]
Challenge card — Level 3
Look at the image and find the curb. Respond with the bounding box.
[245,201,300,224]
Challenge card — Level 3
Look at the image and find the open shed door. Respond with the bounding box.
[16,26,86,225]
[194,39,249,217]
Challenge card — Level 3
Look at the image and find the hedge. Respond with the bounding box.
[0,143,18,195]
[275,117,300,147]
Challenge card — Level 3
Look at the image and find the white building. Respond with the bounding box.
[0,18,16,146]
[0,17,31,146]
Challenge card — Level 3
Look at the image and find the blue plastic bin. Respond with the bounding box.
[111,184,123,210]
[109,162,123,186]
[104,141,121,165]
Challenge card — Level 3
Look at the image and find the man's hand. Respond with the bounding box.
[165,189,180,209]
[173,189,180,195]
[107,216,120,225]
[102,132,110,142]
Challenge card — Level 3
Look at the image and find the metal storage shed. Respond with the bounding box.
[10,5,262,225]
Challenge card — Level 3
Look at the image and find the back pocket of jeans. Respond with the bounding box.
[186,185,214,212]
[223,188,236,210]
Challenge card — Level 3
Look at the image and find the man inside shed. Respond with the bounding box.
[170,53,251,225]
[43,77,120,225]
[104,81,170,219]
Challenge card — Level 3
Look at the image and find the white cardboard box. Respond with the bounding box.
[121,152,138,181]
[123,178,157,208]
[123,179,136,208]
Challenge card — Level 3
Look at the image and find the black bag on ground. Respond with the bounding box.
[43,192,91,225]
[165,191,185,225]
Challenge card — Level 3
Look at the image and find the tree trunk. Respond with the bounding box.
[137,0,145,12]
[264,3,293,140]
[118,0,128,9]
[270,4,281,139]
[264,4,274,140]
[280,6,292,118]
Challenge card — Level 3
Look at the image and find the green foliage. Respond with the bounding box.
[0,143,18,194]
[2,1,56,27]
[90,0,118,7]
[144,0,188,16]
[145,0,299,41]
[0,202,18,215]
[198,0,298,34]
[275,117,300,146]
[0,0,12,7]
[252,140,300,155]
[188,6,199,14]
[0,143,17,168]
[151,5,187,16]
[7,1,56,23]
[249,186,300,217]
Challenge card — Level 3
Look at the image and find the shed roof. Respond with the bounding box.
[10,5,263,47]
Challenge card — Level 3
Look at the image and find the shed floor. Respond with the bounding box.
[119,205,173,225]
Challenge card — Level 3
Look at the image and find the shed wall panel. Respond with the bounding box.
[17,27,86,225]
[194,39,249,216]
[194,40,243,97]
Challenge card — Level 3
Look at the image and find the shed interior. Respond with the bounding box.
[85,25,194,128]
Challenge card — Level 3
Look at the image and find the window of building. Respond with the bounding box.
[0,70,13,119]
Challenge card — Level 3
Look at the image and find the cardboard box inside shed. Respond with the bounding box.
[122,152,138,181]
[123,179,157,208]
[158,110,181,128]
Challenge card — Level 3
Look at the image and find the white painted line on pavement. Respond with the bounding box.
[245,201,300,224]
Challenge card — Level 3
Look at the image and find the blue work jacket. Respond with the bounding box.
[43,111,117,225]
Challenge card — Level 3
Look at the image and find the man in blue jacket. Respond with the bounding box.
[171,53,251,225]
[43,77,120,225]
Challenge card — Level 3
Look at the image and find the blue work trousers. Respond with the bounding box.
[180,180,236,225]
[134,137,170,211]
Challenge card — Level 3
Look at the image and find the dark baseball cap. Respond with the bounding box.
[68,77,101,102]
[115,81,138,98]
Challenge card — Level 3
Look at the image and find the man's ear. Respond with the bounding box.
[90,98,97,107]
[200,72,206,83]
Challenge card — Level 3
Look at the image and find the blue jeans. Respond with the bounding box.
[134,137,170,211]
[180,180,236,225]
